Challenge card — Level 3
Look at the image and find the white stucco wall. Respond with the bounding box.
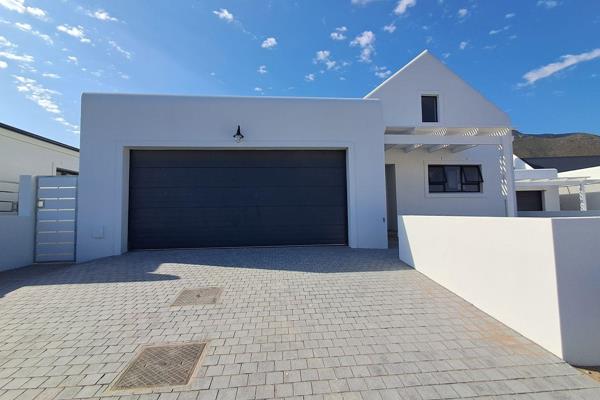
[398,215,600,366]
[77,94,389,262]
[0,176,36,271]
[366,50,511,128]
[385,145,509,216]
[0,125,79,182]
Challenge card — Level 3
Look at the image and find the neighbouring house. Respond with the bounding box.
[0,122,79,271]
[559,165,600,210]
[513,155,600,212]
[77,50,516,262]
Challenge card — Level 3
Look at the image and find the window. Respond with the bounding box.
[421,95,438,123]
[428,165,483,193]
[56,168,78,176]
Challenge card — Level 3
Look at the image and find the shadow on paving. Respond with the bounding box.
[0,246,408,298]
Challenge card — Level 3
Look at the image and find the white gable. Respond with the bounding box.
[365,50,511,128]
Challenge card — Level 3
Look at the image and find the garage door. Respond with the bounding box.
[516,190,544,211]
[128,150,348,249]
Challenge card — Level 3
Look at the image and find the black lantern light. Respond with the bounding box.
[233,125,244,143]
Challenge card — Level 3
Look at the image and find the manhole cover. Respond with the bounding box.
[111,343,206,390]
[172,288,222,306]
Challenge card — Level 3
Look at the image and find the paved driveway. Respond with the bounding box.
[1,247,599,400]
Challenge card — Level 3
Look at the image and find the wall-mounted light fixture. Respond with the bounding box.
[233,125,244,143]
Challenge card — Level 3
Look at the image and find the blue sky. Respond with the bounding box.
[1,0,599,148]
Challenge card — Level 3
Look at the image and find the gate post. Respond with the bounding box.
[18,175,35,217]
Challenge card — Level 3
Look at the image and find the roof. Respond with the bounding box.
[522,156,600,172]
[515,176,600,188]
[0,122,79,152]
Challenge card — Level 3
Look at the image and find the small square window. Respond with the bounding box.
[421,95,438,123]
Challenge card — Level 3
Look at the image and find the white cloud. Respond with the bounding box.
[394,0,416,15]
[0,60,7,68]
[457,8,468,18]
[330,26,347,41]
[213,8,234,23]
[489,25,510,35]
[350,31,375,63]
[261,37,277,49]
[537,0,559,9]
[459,41,468,50]
[0,35,15,47]
[374,65,391,79]
[254,87,263,92]
[14,22,53,45]
[13,74,60,114]
[66,55,78,64]
[57,25,91,44]
[0,50,33,62]
[108,40,131,59]
[0,0,47,20]
[53,117,79,132]
[257,65,267,74]
[42,72,60,79]
[520,48,600,86]
[12,75,79,133]
[89,9,118,22]
[383,23,396,33]
[505,12,515,18]
[314,50,337,70]
[305,73,315,82]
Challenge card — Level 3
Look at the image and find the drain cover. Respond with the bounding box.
[111,343,206,390]
[172,288,222,306]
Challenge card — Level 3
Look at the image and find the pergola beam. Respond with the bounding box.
[450,144,478,153]
[427,144,448,153]
[403,144,421,153]
[384,134,503,146]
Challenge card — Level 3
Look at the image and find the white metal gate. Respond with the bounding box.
[35,176,78,262]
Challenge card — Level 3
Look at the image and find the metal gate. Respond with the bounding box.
[35,176,78,262]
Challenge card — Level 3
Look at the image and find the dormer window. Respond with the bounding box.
[421,95,438,123]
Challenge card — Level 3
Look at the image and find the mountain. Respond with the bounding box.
[513,131,600,158]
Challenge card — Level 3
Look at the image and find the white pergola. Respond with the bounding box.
[384,126,516,216]
[515,176,600,211]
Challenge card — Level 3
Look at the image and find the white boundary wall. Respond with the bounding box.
[397,215,600,366]
[0,176,35,271]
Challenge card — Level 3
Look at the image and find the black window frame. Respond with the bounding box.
[421,95,439,123]
[428,165,483,193]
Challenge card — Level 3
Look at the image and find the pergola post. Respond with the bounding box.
[579,183,588,211]
[501,135,517,217]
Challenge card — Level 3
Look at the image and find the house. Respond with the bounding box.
[513,155,600,212]
[0,122,79,212]
[76,50,515,262]
[0,122,79,271]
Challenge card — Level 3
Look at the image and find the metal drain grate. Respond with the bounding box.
[111,343,206,390]
[172,287,223,306]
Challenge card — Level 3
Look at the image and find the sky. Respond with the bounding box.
[1,0,599,148]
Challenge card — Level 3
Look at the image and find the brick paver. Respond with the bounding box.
[1,247,599,399]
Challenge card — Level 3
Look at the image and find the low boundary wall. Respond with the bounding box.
[398,215,600,366]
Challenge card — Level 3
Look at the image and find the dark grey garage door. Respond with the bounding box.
[128,150,348,249]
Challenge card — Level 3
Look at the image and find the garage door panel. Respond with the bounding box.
[129,167,345,188]
[129,225,348,249]
[129,186,347,208]
[129,206,347,229]
[131,150,346,168]
[128,150,347,249]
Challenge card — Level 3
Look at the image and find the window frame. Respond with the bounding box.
[421,94,439,123]
[427,164,484,194]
